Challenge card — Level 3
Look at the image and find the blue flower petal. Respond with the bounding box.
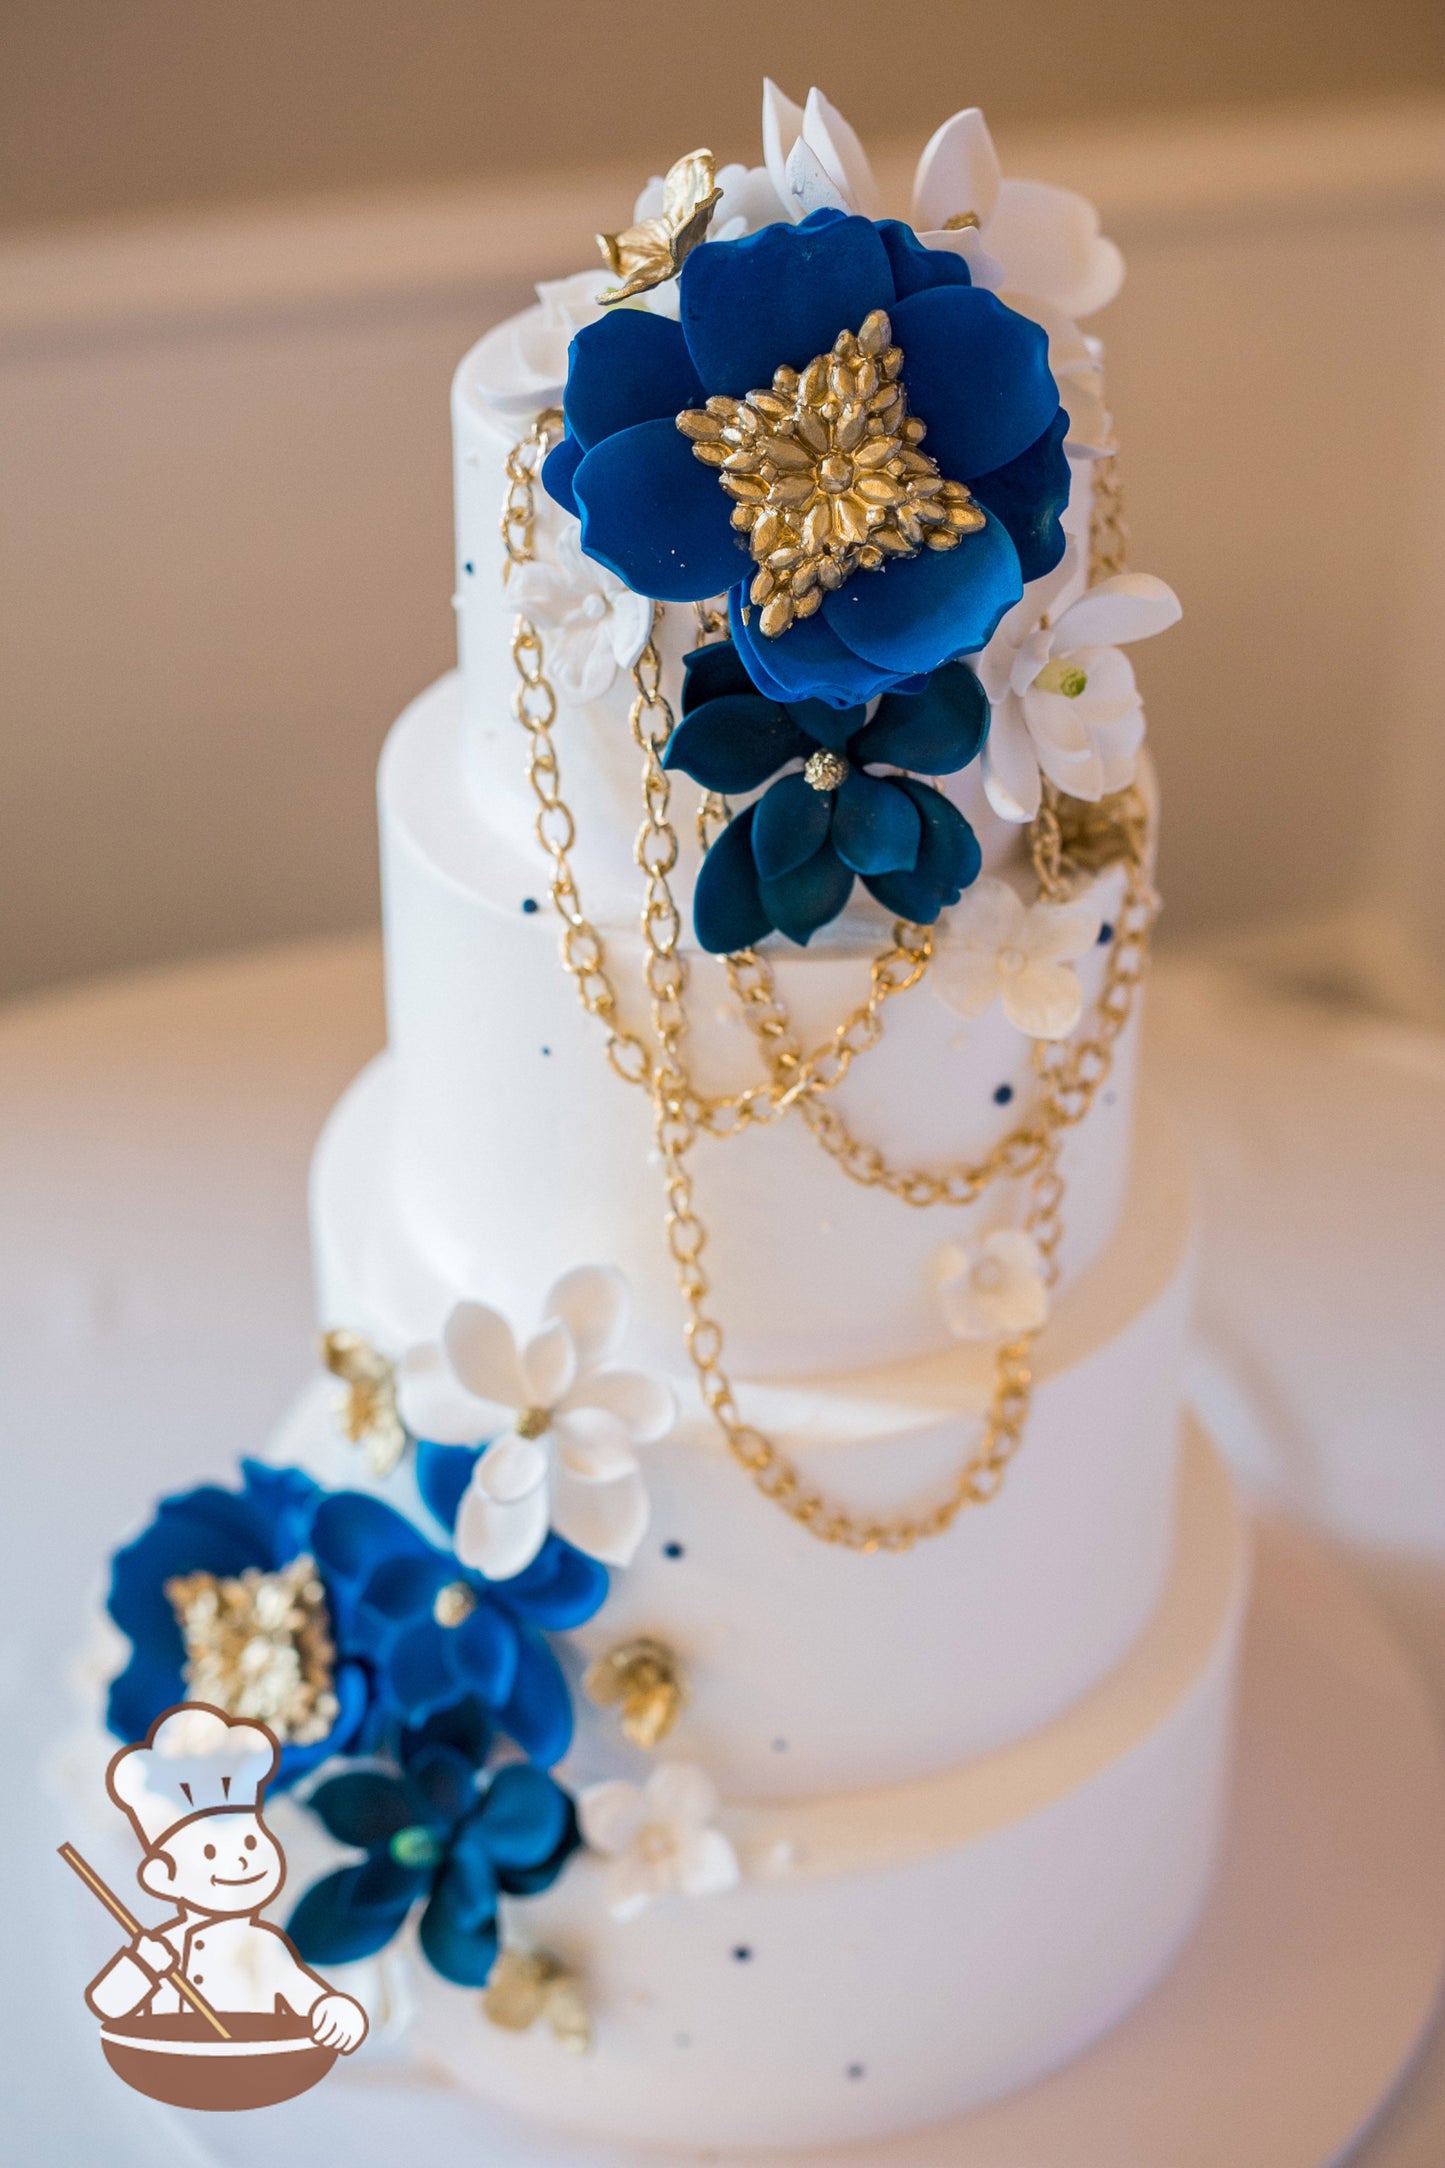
[477,1763,573,1870]
[832,771,922,876]
[312,1492,429,1590]
[788,697,866,751]
[106,1514,242,1650]
[404,1741,479,1830]
[498,1625,573,1767]
[454,1601,520,1707]
[237,1462,323,1562]
[289,1860,423,1967]
[862,780,981,921]
[891,286,1059,482]
[664,694,809,793]
[418,1877,499,1988]
[574,417,745,603]
[853,661,990,775]
[276,1658,369,1787]
[498,1536,609,1630]
[875,220,972,300]
[442,1821,502,1921]
[758,837,855,944]
[401,1695,492,1770]
[730,587,898,708]
[541,432,583,518]
[387,1619,462,1724]
[414,1441,480,1537]
[363,1551,456,1622]
[682,639,758,713]
[307,1769,415,1848]
[694,803,773,955]
[106,1650,185,1746]
[753,772,833,881]
[967,407,1071,584]
[681,211,896,398]
[822,514,1021,673]
[563,310,705,452]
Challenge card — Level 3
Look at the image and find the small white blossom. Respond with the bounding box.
[395,1268,674,1581]
[933,875,1102,1040]
[936,1230,1051,1341]
[978,547,1182,822]
[468,271,608,416]
[508,522,653,703]
[579,1764,740,1922]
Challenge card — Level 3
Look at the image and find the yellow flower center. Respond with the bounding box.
[514,1404,552,1440]
[804,748,850,793]
[677,308,984,638]
[1034,656,1088,698]
[433,1580,478,1628]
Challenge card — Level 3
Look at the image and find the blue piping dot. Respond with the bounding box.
[993,1083,1014,1106]
[662,1541,685,1560]
[521,897,539,915]
[463,560,475,575]
[1098,922,1114,944]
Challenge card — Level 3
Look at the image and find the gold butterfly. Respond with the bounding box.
[597,148,722,304]
[582,1636,688,1749]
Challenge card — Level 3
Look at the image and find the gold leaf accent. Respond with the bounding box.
[321,1329,407,1478]
[597,149,722,304]
[166,1556,339,1746]
[484,1948,592,2054]
[583,1636,688,1749]
[677,309,985,636]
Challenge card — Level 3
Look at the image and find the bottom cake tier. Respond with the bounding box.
[270,1406,1245,2154]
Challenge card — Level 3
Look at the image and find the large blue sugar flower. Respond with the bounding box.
[106,1461,370,1789]
[545,210,1069,707]
[289,1700,579,1987]
[665,638,986,950]
[310,1486,607,1769]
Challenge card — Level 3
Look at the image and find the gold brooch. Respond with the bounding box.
[165,1556,339,1746]
[597,148,722,305]
[320,1330,407,1478]
[583,1637,688,1749]
[484,1947,592,2054]
[677,308,983,637]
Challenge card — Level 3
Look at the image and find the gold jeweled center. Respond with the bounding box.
[165,1554,339,1746]
[804,748,850,793]
[677,308,985,638]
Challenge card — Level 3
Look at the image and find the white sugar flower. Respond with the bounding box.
[508,521,653,703]
[468,270,608,416]
[936,1231,1050,1341]
[395,1268,674,1581]
[978,546,1182,822]
[579,1764,740,1922]
[932,875,1102,1039]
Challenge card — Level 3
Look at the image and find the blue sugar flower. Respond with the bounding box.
[288,1702,579,1987]
[106,1461,370,1788]
[310,1487,607,1769]
[665,638,986,950]
[545,210,1068,708]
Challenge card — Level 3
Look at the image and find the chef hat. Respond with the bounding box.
[108,1703,279,1852]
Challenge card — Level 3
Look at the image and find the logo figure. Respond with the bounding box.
[62,1702,367,2110]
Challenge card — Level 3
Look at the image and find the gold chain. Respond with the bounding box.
[502,415,1152,1549]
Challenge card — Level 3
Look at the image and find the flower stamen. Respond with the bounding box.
[165,1556,339,1746]
[804,748,850,793]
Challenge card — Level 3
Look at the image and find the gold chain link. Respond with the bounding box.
[502,414,1152,1549]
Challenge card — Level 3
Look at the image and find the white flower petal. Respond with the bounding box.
[1020,684,1094,761]
[929,944,1001,1020]
[455,1472,550,1581]
[579,1779,648,1859]
[1053,573,1182,651]
[605,1852,668,1922]
[988,178,1124,320]
[802,87,880,217]
[520,1316,577,1409]
[646,1762,718,1831]
[551,1463,650,1567]
[574,1367,676,1444]
[914,225,1006,291]
[783,137,851,218]
[939,1280,996,1342]
[675,1826,741,1900]
[550,624,617,706]
[394,1343,502,1446]
[631,174,666,223]
[1092,708,1148,795]
[551,1406,639,1483]
[443,1301,526,1412]
[1002,959,1086,1040]
[945,874,1026,951]
[1057,646,1139,730]
[608,589,654,672]
[545,1264,630,1368]
[912,107,1001,233]
[986,1229,1047,1278]
[761,78,807,211]
[1022,899,1104,967]
[982,724,1043,823]
[474,1430,550,1504]
[1035,731,1105,804]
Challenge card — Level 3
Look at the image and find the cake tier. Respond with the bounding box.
[323,1423,1245,2154]
[307,1033,1189,1798]
[451,335,1094,927]
[370,670,1140,1379]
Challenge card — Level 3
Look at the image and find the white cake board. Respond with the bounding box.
[180,1512,1445,2168]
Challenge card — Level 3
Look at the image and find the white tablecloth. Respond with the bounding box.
[3,932,1442,2165]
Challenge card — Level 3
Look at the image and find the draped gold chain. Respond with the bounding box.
[503,412,1152,1551]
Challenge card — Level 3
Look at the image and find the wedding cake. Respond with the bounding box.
[99,83,1246,2153]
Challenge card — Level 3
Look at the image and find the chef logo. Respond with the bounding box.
[61,1701,367,2110]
